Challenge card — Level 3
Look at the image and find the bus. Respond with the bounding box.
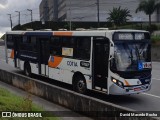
[5,29,152,95]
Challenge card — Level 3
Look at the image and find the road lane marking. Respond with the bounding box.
[143,93,160,99]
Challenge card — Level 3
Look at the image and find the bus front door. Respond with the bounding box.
[93,38,109,90]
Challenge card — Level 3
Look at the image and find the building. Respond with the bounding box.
[39,0,58,21]
[39,0,160,22]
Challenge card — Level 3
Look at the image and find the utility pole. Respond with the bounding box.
[15,11,20,25]
[27,9,33,22]
[27,9,33,29]
[69,0,72,31]
[7,14,12,30]
[97,0,100,28]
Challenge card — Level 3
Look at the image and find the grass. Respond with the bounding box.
[0,87,58,120]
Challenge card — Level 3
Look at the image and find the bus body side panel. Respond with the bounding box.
[30,63,39,75]
[48,56,61,81]
[17,59,40,75]
[19,60,25,71]
[48,67,61,82]
[48,56,92,89]
[7,49,15,67]
[59,58,92,89]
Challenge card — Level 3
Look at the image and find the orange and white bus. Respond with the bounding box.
[5,29,152,95]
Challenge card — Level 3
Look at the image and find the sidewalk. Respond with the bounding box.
[0,81,92,120]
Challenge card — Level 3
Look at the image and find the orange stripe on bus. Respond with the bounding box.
[124,80,130,86]
[10,49,14,59]
[54,32,73,36]
[48,56,63,68]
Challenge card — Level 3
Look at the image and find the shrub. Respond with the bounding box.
[146,24,158,32]
[151,35,160,44]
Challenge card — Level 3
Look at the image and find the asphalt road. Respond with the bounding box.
[0,45,160,112]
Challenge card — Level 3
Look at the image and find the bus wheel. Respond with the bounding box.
[24,64,31,77]
[74,76,87,94]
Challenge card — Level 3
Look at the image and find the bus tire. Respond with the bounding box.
[74,75,87,94]
[24,63,31,77]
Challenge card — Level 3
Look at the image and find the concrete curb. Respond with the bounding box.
[0,69,158,120]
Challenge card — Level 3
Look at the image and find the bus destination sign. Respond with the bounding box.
[114,32,149,40]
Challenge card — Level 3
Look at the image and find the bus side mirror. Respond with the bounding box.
[109,45,114,61]
[110,46,114,56]
[109,55,114,61]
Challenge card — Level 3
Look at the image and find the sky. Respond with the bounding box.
[0,0,41,38]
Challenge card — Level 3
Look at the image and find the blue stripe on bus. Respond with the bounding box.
[24,32,53,36]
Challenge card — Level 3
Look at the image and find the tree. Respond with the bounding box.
[136,0,160,29]
[107,7,132,28]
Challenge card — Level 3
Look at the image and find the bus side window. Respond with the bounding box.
[14,36,22,50]
[62,37,75,48]
[62,37,75,57]
[7,35,14,49]
[74,37,91,60]
[50,37,61,56]
[22,36,28,43]
[20,36,37,52]
[30,36,37,52]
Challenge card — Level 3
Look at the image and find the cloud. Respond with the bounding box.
[0,27,10,38]
[0,0,41,37]
[0,0,8,8]
[0,0,8,6]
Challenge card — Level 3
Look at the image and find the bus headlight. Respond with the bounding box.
[111,78,124,88]
[112,79,117,83]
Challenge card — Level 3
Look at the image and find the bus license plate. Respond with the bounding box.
[134,87,141,91]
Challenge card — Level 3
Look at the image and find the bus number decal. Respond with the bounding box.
[67,61,78,67]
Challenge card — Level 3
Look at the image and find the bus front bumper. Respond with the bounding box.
[109,83,151,95]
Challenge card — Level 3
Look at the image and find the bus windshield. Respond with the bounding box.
[111,41,151,72]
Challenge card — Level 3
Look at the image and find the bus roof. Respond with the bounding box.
[6,30,107,37]
[6,29,149,37]
[112,29,149,33]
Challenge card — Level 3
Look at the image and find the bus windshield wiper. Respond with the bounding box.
[135,46,140,61]
[129,49,133,64]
